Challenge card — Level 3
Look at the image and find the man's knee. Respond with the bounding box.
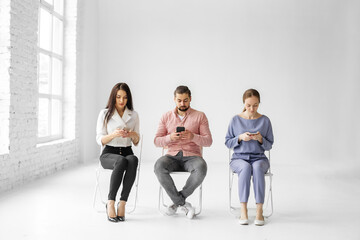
[194,158,207,176]
[154,156,168,174]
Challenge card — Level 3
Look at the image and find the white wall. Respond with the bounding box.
[82,0,360,167]
[78,0,100,162]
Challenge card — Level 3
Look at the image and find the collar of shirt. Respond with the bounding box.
[172,107,193,119]
[111,107,132,126]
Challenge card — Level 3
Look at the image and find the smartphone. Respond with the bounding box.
[121,126,130,131]
[176,126,185,132]
[248,132,258,136]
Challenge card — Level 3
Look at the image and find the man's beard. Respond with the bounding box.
[178,106,189,112]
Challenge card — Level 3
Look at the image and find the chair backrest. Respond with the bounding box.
[133,135,143,164]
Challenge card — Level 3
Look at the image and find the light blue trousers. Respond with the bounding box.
[230,159,269,204]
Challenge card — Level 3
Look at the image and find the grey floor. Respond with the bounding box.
[0,160,359,240]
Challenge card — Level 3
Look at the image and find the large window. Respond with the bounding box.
[37,0,64,142]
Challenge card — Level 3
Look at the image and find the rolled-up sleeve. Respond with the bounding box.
[192,113,212,147]
[133,112,140,146]
[96,110,107,146]
[154,114,171,147]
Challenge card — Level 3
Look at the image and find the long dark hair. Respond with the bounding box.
[242,88,260,112]
[103,82,133,127]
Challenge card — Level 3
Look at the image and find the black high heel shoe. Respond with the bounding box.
[117,202,125,222]
[106,203,118,223]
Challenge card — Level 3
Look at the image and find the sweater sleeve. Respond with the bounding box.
[225,117,241,149]
[260,118,274,151]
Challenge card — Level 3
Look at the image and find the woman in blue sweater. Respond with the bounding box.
[225,89,274,226]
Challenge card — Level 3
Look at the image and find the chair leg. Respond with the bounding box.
[126,172,140,214]
[93,168,100,209]
[264,175,273,218]
[158,185,169,215]
[194,184,202,216]
[229,171,238,215]
[259,174,273,218]
[127,158,142,214]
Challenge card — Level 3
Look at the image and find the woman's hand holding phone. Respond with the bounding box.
[239,132,252,142]
[111,128,123,138]
[113,127,131,138]
[248,131,263,143]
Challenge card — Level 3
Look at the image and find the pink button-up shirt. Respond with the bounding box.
[154,107,212,157]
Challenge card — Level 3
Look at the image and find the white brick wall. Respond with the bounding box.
[0,0,79,193]
[0,0,11,155]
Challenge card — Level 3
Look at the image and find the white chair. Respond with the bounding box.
[229,149,273,217]
[158,148,203,216]
[93,135,143,213]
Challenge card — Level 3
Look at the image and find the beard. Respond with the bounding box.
[178,106,189,112]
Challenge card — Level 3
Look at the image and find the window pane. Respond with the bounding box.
[53,16,63,55]
[38,98,49,137]
[39,53,51,94]
[52,58,63,95]
[54,0,64,15]
[39,8,52,51]
[51,99,61,136]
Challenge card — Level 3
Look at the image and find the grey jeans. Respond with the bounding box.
[154,151,207,206]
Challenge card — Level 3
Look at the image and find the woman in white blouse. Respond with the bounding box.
[96,82,140,222]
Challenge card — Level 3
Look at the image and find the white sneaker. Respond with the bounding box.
[165,204,178,216]
[180,202,195,219]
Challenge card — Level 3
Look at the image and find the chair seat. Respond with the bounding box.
[170,171,190,175]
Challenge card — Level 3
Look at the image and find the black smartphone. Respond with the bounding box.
[176,126,185,132]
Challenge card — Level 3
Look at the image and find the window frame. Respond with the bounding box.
[37,0,65,143]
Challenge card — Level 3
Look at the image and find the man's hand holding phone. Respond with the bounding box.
[180,130,194,140]
[170,126,193,141]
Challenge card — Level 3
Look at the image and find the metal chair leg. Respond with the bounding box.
[93,167,100,209]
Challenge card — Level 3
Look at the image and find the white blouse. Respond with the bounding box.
[96,107,140,147]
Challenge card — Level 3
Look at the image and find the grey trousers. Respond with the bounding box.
[154,151,207,206]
